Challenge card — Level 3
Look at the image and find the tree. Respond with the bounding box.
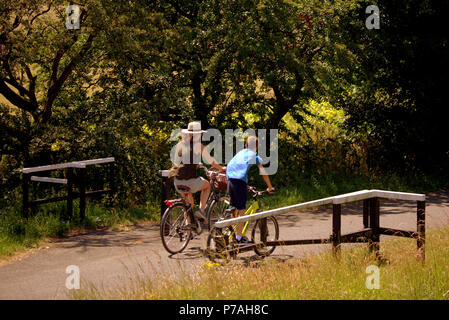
[131,0,238,129]
[336,0,449,173]
[202,0,357,130]
[0,0,121,163]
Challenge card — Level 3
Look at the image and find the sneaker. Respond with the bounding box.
[194,209,208,224]
[236,236,253,245]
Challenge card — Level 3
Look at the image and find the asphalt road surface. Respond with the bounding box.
[1,191,448,299]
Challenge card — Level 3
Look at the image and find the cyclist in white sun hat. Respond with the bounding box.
[169,121,226,224]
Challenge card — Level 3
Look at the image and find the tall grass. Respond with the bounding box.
[74,226,449,300]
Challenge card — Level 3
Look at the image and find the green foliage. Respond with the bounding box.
[278,99,364,179]
[335,0,449,174]
[0,0,361,204]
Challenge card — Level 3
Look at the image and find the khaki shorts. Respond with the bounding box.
[174,177,206,194]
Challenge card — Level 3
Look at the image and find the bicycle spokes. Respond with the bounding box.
[208,195,231,227]
[251,216,279,257]
[206,227,235,265]
[161,205,193,254]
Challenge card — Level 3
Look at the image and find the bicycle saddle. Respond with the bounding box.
[176,185,191,192]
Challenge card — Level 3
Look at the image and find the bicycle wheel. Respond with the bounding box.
[160,204,192,254]
[207,195,231,229]
[251,216,279,257]
[206,226,236,265]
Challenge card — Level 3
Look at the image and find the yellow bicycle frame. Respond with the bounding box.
[238,200,259,237]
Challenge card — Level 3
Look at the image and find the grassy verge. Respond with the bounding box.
[254,171,449,212]
[74,225,449,300]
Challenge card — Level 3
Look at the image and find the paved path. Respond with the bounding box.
[0,191,448,299]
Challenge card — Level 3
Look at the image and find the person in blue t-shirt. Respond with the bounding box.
[226,136,275,244]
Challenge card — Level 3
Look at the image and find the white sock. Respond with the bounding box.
[236,235,242,241]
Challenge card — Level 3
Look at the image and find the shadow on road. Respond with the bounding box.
[57,224,160,249]
[168,247,204,260]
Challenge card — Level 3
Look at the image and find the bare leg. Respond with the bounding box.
[182,192,194,223]
[182,192,194,207]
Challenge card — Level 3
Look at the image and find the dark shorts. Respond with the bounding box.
[227,178,247,210]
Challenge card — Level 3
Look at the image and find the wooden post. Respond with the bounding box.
[106,162,116,207]
[369,197,380,256]
[22,173,30,218]
[109,162,116,195]
[363,199,369,228]
[66,168,74,221]
[332,204,341,257]
[161,170,170,217]
[417,201,425,262]
[79,167,87,221]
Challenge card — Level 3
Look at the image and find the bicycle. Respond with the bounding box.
[160,165,230,255]
[206,186,279,264]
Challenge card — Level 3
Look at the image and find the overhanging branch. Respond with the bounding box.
[0,80,37,114]
[39,31,97,125]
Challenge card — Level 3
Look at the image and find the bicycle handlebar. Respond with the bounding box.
[247,186,274,196]
[198,163,226,178]
[198,163,212,174]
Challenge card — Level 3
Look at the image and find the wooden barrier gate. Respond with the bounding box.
[160,169,171,217]
[21,157,115,220]
[214,189,426,261]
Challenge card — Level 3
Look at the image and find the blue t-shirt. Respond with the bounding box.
[226,149,263,183]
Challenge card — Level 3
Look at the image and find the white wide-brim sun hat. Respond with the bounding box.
[181,121,207,134]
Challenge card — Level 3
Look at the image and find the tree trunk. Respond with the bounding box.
[191,73,210,129]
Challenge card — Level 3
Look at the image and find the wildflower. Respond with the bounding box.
[144,293,156,300]
[200,262,221,271]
